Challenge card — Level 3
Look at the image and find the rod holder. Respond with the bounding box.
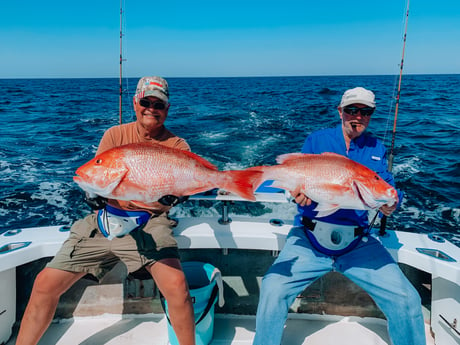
[218,201,232,225]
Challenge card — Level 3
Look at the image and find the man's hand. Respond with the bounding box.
[290,186,312,207]
[379,203,397,216]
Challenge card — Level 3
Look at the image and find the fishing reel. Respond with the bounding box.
[84,192,108,210]
[158,194,189,207]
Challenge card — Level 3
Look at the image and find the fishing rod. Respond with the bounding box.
[119,0,124,125]
[388,0,410,172]
[378,0,410,236]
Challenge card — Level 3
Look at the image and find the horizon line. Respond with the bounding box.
[1,72,459,80]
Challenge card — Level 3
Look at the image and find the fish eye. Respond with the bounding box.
[374,175,380,181]
[96,159,102,164]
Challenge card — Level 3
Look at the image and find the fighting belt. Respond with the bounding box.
[97,204,151,240]
[302,216,367,256]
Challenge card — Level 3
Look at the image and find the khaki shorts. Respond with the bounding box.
[47,213,179,280]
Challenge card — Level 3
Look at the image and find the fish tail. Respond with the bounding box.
[222,168,265,201]
[244,166,268,190]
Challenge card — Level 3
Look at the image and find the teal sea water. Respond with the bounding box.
[0,75,459,245]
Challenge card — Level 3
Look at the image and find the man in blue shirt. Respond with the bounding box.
[253,87,426,345]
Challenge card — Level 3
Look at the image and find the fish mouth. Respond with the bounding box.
[73,175,101,194]
[73,175,90,188]
[73,168,128,198]
[73,175,117,197]
[73,175,83,183]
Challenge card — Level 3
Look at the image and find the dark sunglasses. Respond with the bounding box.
[343,106,374,117]
[139,98,167,110]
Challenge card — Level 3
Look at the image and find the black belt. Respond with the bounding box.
[301,217,366,237]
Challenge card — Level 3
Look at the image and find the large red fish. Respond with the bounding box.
[251,152,398,217]
[74,143,263,206]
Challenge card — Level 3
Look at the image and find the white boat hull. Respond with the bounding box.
[1,205,459,344]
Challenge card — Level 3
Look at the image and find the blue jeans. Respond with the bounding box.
[253,227,426,345]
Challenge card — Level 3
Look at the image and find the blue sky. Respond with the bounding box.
[1,0,459,78]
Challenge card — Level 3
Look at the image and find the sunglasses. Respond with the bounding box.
[343,106,374,117]
[139,98,167,110]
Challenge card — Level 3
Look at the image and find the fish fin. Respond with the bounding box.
[180,150,218,171]
[184,187,216,195]
[222,169,265,201]
[324,184,351,194]
[275,153,306,164]
[316,209,340,218]
[276,152,344,164]
[313,203,341,218]
[320,152,344,158]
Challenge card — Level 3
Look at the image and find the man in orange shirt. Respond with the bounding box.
[16,76,196,345]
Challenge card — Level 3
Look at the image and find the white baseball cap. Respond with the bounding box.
[340,87,376,108]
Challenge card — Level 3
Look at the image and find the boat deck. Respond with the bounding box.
[6,313,434,345]
[2,209,458,345]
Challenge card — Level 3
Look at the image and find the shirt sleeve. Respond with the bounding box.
[175,138,191,152]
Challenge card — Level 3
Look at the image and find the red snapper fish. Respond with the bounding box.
[74,143,263,206]
[251,152,398,217]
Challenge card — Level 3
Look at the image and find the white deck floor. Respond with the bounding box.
[6,313,435,345]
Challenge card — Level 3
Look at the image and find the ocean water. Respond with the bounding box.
[0,75,459,245]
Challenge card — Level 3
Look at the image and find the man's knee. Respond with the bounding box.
[32,268,81,297]
[149,261,190,303]
[260,273,289,303]
[33,269,56,295]
[164,273,189,300]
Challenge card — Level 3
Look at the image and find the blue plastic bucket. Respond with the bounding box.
[162,261,221,345]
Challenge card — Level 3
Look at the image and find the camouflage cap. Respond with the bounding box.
[135,76,169,103]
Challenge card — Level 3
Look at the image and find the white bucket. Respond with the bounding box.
[162,261,223,345]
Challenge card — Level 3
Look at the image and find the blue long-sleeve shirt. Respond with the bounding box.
[294,124,401,227]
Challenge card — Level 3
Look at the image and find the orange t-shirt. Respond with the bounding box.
[96,122,190,212]
[96,121,190,155]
